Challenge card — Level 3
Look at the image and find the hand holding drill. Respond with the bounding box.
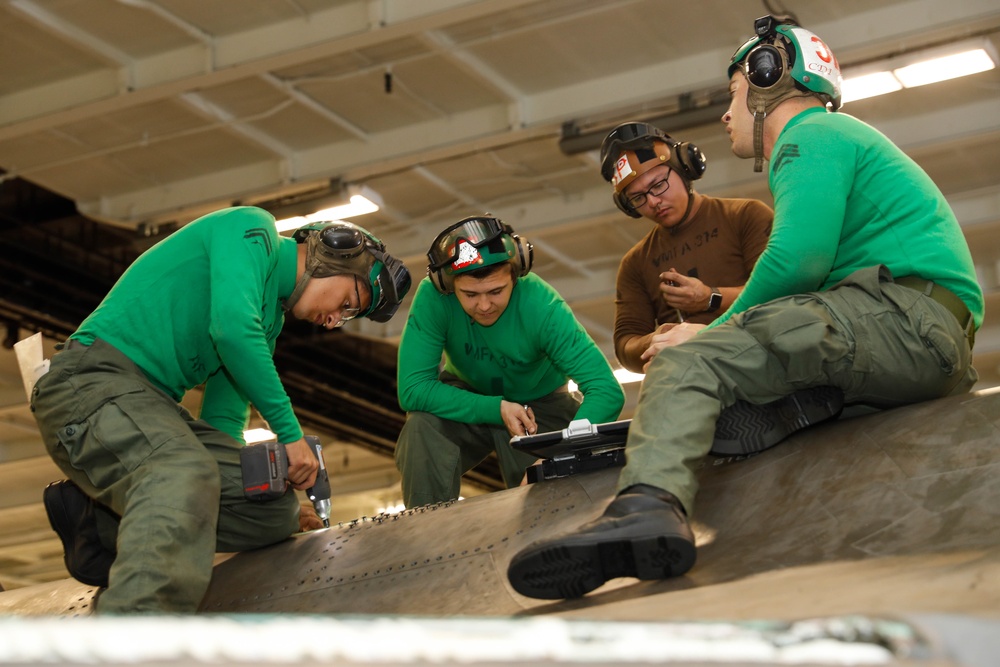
[241,435,332,528]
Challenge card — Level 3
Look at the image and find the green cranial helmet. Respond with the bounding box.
[286,220,411,323]
[426,215,533,295]
[729,16,843,171]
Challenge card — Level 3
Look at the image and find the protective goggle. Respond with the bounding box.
[427,216,509,270]
[599,122,672,182]
[365,251,412,323]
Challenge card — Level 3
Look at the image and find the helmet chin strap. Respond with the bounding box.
[283,259,318,313]
[746,81,813,173]
[747,87,770,173]
[282,233,333,313]
[752,111,767,173]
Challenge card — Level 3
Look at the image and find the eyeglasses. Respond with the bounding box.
[334,275,363,327]
[625,169,673,209]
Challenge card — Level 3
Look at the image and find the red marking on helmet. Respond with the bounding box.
[451,240,482,270]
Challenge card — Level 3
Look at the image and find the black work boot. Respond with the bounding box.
[43,480,116,587]
[507,484,696,599]
[711,386,845,457]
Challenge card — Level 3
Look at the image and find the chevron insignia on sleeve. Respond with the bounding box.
[772,144,801,174]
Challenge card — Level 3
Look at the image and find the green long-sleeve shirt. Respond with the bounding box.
[72,206,304,444]
[710,107,983,329]
[397,274,624,425]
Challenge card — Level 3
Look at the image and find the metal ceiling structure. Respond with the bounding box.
[2,0,1000,590]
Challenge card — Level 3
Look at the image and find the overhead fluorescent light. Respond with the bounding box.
[841,71,903,103]
[272,184,384,233]
[842,38,997,104]
[893,48,996,87]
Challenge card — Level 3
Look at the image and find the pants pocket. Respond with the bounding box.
[916,310,960,376]
[60,386,186,490]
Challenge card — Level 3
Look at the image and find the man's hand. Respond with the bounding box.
[298,501,325,532]
[659,268,712,313]
[501,400,536,438]
[284,438,319,490]
[640,322,707,371]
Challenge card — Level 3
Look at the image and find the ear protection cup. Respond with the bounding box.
[318,225,366,258]
[510,233,533,277]
[428,264,449,295]
[674,141,708,182]
[746,43,787,89]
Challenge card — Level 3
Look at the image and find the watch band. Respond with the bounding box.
[706,288,723,313]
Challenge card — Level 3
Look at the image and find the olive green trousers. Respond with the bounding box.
[394,378,581,508]
[619,266,978,515]
[30,338,299,613]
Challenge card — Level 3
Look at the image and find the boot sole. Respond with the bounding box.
[507,530,696,600]
[711,386,844,457]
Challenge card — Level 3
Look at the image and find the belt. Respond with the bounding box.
[59,338,88,351]
[894,276,975,350]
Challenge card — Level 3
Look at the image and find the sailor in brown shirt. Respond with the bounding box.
[601,121,773,373]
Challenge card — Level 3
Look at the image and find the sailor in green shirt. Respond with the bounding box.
[31,206,410,613]
[509,16,982,600]
[395,215,624,507]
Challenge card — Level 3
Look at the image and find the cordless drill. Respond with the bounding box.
[241,435,332,528]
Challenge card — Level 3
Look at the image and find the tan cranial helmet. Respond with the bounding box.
[599,122,707,219]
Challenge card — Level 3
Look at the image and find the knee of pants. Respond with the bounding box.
[248,493,301,546]
[141,445,222,519]
[737,297,850,382]
[395,412,449,466]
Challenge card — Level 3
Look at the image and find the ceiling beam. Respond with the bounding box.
[0,0,539,139]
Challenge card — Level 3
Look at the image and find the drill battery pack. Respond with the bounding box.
[240,440,288,501]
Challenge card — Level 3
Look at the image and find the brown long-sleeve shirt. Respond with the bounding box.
[614,195,773,372]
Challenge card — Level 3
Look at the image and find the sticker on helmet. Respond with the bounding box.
[789,27,840,82]
[451,240,482,270]
[611,153,633,189]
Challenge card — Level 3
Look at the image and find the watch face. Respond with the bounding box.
[708,291,723,312]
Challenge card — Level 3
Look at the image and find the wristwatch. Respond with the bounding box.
[706,288,723,313]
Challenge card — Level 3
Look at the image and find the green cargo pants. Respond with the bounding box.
[30,338,300,613]
[619,265,978,515]
[394,376,582,508]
